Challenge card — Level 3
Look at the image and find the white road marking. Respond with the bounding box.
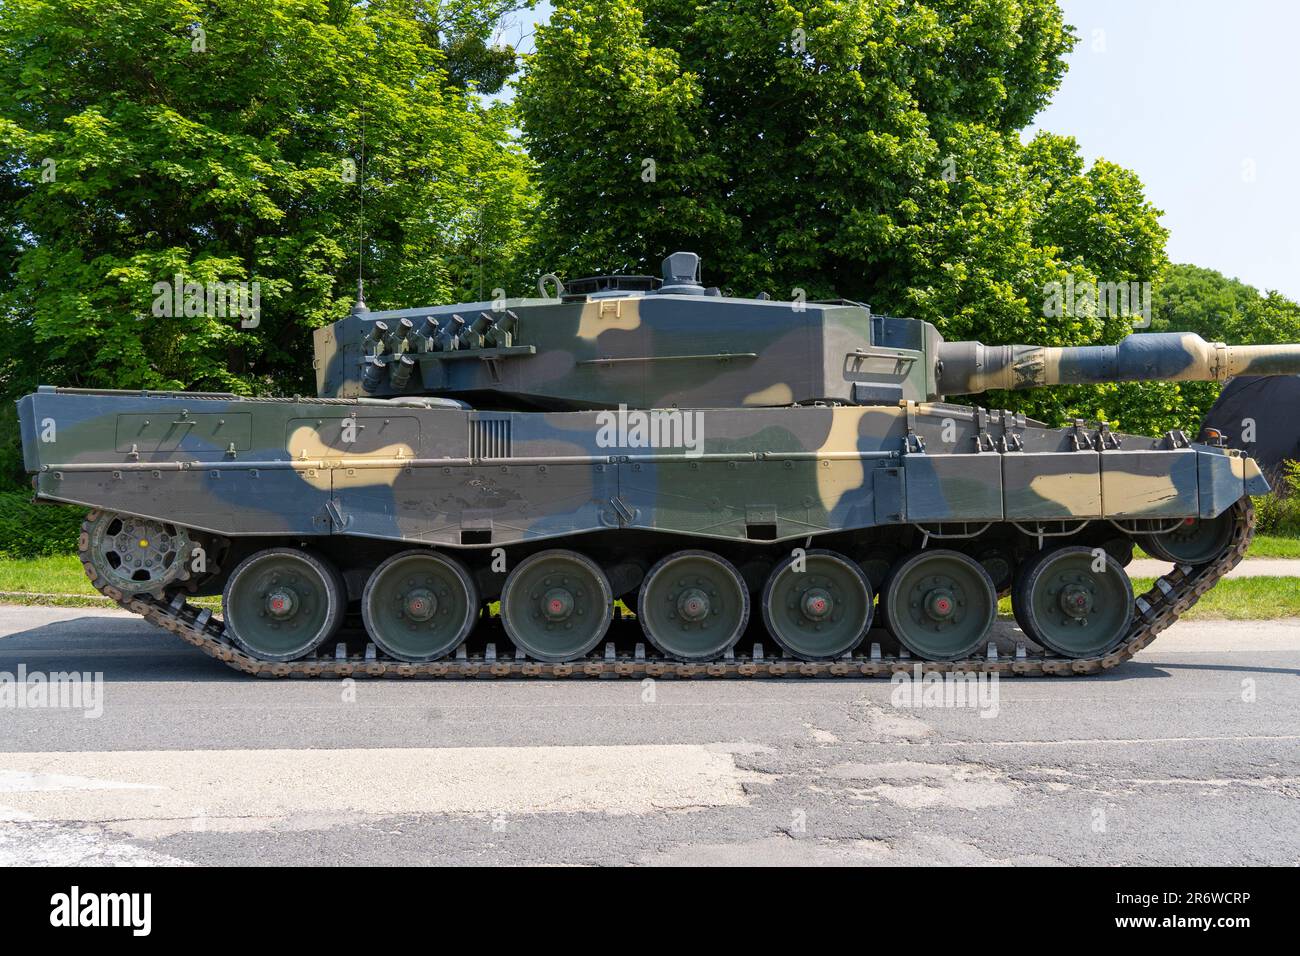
[919,734,1300,747]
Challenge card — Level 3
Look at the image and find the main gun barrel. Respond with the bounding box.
[935,331,1300,396]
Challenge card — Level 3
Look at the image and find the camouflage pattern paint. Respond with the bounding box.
[16,387,1271,550]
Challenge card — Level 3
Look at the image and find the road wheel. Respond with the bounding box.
[638,550,749,661]
[975,547,1014,594]
[882,549,996,662]
[501,550,612,662]
[362,550,479,662]
[222,548,346,662]
[761,549,873,661]
[1012,545,1134,659]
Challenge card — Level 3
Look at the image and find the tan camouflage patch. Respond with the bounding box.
[1101,472,1180,516]
[576,297,641,342]
[1027,472,1102,514]
[742,382,795,405]
[813,407,886,511]
[286,424,415,491]
[312,325,339,396]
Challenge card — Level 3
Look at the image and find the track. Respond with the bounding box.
[77,499,1255,679]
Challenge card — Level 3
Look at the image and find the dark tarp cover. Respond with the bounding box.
[1201,375,1300,481]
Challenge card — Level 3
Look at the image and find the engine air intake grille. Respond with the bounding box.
[469,417,512,460]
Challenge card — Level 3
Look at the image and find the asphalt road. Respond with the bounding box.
[0,605,1297,866]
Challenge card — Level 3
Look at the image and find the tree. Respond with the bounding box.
[0,0,535,417]
[410,0,537,94]
[515,0,708,276]
[518,0,1176,428]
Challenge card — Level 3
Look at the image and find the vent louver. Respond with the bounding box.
[469,417,512,460]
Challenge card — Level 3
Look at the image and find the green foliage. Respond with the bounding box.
[518,0,1198,427]
[519,3,1300,437]
[411,0,537,94]
[1149,262,1300,344]
[0,492,84,558]
[0,0,536,486]
[516,0,705,276]
[0,554,106,601]
[1254,461,1300,537]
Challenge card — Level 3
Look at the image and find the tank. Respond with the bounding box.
[14,252,1299,678]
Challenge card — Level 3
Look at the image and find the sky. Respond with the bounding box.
[500,0,1300,300]
[1030,0,1300,300]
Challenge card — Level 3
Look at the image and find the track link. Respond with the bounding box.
[78,500,1255,679]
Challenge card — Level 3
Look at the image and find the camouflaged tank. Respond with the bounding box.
[15,253,1300,678]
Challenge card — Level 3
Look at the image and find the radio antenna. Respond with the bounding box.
[352,104,368,314]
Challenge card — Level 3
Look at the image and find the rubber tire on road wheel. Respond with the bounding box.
[638,550,750,662]
[882,549,997,662]
[500,550,613,663]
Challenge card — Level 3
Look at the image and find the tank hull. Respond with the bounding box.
[18,388,1267,546]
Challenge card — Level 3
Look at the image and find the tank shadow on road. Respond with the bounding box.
[0,617,238,682]
[1121,659,1300,677]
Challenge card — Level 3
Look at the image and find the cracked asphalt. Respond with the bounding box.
[0,605,1297,866]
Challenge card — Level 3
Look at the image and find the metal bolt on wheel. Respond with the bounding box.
[501,550,613,662]
[362,550,479,662]
[762,549,873,661]
[222,548,346,662]
[638,550,749,661]
[882,549,997,662]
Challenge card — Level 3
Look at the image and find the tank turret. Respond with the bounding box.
[314,253,1300,410]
